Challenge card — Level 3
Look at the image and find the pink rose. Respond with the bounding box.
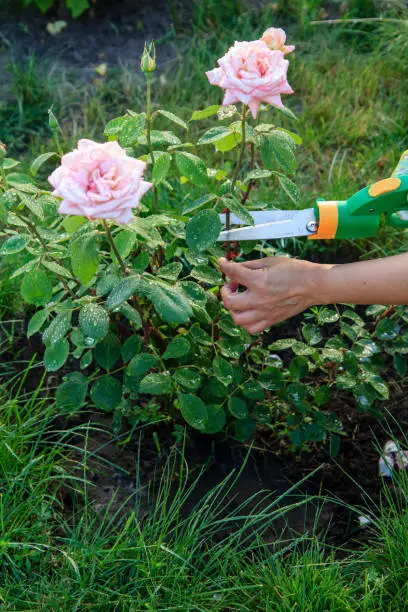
[261,27,295,55]
[206,40,293,119]
[48,139,152,224]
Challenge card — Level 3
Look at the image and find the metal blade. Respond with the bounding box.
[217,208,317,241]
[219,209,302,226]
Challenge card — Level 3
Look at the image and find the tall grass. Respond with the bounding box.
[1,381,408,609]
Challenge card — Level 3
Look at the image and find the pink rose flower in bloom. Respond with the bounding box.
[206,40,293,119]
[261,27,295,55]
[48,139,152,224]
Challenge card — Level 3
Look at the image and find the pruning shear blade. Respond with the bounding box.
[218,208,318,241]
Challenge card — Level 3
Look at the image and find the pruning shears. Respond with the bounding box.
[218,151,408,242]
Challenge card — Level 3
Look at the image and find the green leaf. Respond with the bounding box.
[71,235,99,286]
[96,274,120,297]
[376,319,400,341]
[262,131,296,173]
[138,130,181,147]
[213,355,234,386]
[214,130,242,152]
[43,311,72,346]
[221,196,255,226]
[317,308,340,325]
[104,115,129,137]
[314,385,331,407]
[0,235,28,255]
[191,264,222,285]
[94,333,121,370]
[56,372,88,412]
[132,250,150,273]
[259,366,284,390]
[268,338,294,351]
[139,373,172,395]
[44,338,69,372]
[66,0,89,18]
[79,303,110,342]
[21,269,53,306]
[186,209,221,252]
[80,351,93,369]
[147,282,192,324]
[152,152,172,185]
[241,380,264,400]
[190,105,220,121]
[42,260,73,279]
[198,126,231,145]
[157,109,188,130]
[394,353,407,377]
[27,309,48,337]
[173,368,202,390]
[275,173,300,203]
[107,276,143,309]
[119,303,142,329]
[63,216,87,234]
[228,397,248,419]
[244,169,272,182]
[217,335,245,359]
[179,394,208,430]
[182,193,217,215]
[91,375,122,412]
[127,353,158,378]
[202,405,226,434]
[302,324,322,345]
[353,383,378,410]
[234,418,256,441]
[367,374,389,399]
[157,262,182,281]
[30,152,57,176]
[121,336,143,363]
[162,336,191,359]
[175,152,208,186]
[118,113,146,147]
[113,230,137,260]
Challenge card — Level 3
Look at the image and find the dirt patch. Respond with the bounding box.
[0,0,177,90]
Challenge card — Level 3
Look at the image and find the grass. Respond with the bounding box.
[0,379,408,609]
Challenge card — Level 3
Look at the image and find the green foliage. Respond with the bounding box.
[23,0,90,18]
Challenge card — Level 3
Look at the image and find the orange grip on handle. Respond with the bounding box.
[308,201,339,240]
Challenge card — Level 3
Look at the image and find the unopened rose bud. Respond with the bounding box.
[0,142,6,158]
[141,41,156,73]
[261,27,295,55]
[48,108,59,130]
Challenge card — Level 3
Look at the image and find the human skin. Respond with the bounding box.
[218,254,408,334]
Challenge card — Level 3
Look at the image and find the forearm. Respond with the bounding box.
[315,253,408,306]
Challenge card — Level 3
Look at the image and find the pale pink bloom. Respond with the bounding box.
[48,139,152,224]
[206,40,293,119]
[261,27,295,55]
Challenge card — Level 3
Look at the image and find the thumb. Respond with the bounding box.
[218,257,255,287]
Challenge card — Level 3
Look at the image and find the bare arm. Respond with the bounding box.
[218,253,408,334]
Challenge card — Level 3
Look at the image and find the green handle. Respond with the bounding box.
[338,150,408,237]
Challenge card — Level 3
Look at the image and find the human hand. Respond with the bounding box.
[219,256,329,334]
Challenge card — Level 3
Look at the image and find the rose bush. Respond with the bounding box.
[0,28,406,450]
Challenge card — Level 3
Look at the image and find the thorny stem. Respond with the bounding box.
[103,219,127,275]
[241,143,255,207]
[146,75,159,214]
[226,105,247,261]
[103,219,150,345]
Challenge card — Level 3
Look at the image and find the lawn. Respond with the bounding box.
[0,0,408,608]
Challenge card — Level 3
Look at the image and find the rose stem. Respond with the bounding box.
[146,74,159,215]
[103,219,150,344]
[226,104,248,260]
